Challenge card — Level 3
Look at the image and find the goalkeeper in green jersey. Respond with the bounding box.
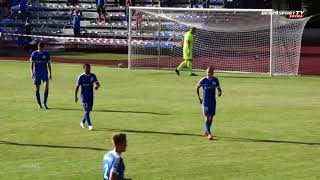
[175,27,198,76]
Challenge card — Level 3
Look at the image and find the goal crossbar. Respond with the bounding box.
[129,7,273,12]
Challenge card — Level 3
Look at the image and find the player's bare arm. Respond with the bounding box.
[48,62,52,79]
[110,173,131,180]
[109,172,118,180]
[217,86,222,97]
[187,40,191,55]
[75,85,79,102]
[196,84,202,104]
[30,59,34,78]
[95,81,100,90]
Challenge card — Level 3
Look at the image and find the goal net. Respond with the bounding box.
[128,7,310,76]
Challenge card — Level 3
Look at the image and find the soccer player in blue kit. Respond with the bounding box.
[103,133,131,180]
[30,42,52,109]
[196,66,222,140]
[75,64,100,131]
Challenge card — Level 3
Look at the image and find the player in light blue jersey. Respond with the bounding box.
[75,64,100,131]
[30,42,52,109]
[196,66,222,140]
[103,133,131,180]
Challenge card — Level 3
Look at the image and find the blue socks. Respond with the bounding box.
[204,120,213,135]
[44,89,49,105]
[35,89,49,108]
[35,90,42,107]
[209,120,213,130]
[83,111,92,126]
[82,113,86,124]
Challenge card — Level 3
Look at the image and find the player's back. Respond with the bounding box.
[102,150,125,180]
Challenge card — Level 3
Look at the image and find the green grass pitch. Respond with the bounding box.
[0,61,320,180]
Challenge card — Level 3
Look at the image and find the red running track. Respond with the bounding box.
[0,46,319,75]
[299,47,320,75]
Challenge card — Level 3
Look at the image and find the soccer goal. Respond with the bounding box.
[127,7,310,76]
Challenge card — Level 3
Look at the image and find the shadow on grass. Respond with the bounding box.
[218,74,301,80]
[0,140,107,151]
[98,128,320,146]
[96,128,202,137]
[49,107,170,115]
[218,74,274,79]
[216,136,320,146]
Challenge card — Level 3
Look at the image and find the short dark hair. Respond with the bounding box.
[112,133,127,146]
[207,65,214,72]
[83,64,90,68]
[38,42,44,48]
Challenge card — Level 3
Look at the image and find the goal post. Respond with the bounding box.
[128,7,310,76]
[269,13,273,77]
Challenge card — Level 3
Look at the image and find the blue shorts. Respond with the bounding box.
[33,74,48,85]
[202,102,216,116]
[83,101,93,112]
